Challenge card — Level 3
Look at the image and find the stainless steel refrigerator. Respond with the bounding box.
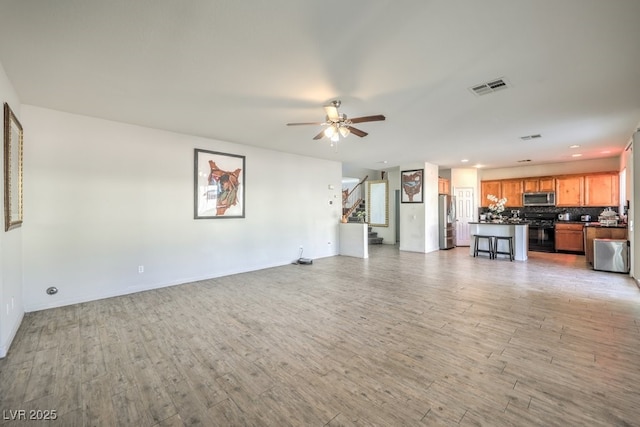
[439,194,456,249]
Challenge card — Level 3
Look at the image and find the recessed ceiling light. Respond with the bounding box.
[572,153,583,157]
[461,159,469,163]
[569,144,580,149]
[474,164,484,168]
[601,150,611,154]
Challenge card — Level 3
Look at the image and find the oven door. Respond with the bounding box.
[529,225,555,252]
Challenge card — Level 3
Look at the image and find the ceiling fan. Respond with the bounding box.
[286,100,385,143]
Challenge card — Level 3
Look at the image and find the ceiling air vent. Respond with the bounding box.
[520,134,542,141]
[469,77,509,96]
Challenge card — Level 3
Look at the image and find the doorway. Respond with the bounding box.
[395,190,400,243]
[455,187,474,246]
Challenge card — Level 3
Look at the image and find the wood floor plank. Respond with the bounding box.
[1,245,639,426]
[22,348,58,402]
[82,374,118,427]
[110,386,154,427]
[130,359,177,424]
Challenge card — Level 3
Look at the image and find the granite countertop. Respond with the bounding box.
[555,221,588,224]
[470,221,529,225]
[554,221,628,228]
[583,222,628,228]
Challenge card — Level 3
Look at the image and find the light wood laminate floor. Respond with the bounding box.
[1,245,639,426]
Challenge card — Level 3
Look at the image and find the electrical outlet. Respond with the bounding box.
[138,265,144,273]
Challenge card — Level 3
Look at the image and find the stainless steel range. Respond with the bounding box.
[523,212,557,252]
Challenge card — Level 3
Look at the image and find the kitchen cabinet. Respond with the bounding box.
[501,179,524,207]
[438,177,450,195]
[481,171,618,208]
[556,175,584,207]
[584,226,627,264]
[584,172,619,206]
[539,177,555,191]
[523,177,555,192]
[555,223,584,252]
[481,181,501,207]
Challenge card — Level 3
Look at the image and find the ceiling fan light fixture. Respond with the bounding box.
[287,100,385,143]
[324,125,336,138]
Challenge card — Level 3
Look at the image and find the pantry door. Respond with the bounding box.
[455,187,474,246]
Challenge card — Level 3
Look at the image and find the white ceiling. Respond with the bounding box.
[1,0,640,171]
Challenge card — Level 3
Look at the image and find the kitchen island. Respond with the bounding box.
[469,222,529,261]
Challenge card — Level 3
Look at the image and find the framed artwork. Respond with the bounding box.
[194,149,245,219]
[4,103,23,231]
[401,169,423,203]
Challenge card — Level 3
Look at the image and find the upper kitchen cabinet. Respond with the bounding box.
[556,175,584,206]
[584,172,619,206]
[539,177,555,191]
[481,171,619,208]
[438,177,450,195]
[480,180,501,207]
[523,177,555,193]
[501,179,524,207]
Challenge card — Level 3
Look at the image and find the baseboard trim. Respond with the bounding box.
[23,253,338,313]
[0,310,25,359]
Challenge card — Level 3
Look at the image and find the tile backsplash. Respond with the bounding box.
[479,205,620,221]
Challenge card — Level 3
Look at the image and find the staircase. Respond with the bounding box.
[368,226,383,245]
[342,175,382,245]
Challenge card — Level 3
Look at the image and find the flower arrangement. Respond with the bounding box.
[355,210,367,222]
[487,194,507,215]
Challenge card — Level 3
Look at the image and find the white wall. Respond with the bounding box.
[479,157,620,180]
[0,61,24,358]
[451,168,478,189]
[399,162,439,253]
[22,106,342,312]
[632,132,640,282]
[619,141,633,277]
[342,165,380,181]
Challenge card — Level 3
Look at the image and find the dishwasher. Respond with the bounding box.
[593,238,629,273]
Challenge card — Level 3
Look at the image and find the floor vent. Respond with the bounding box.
[469,77,509,96]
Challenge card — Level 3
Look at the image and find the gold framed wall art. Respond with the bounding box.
[4,103,23,231]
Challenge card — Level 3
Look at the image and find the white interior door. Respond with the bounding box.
[455,187,474,246]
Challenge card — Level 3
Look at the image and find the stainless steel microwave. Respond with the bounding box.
[523,192,556,206]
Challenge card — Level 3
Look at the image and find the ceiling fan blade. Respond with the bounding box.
[312,130,326,140]
[324,105,340,121]
[286,122,325,126]
[347,126,368,137]
[349,114,386,124]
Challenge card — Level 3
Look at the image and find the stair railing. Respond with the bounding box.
[342,175,368,222]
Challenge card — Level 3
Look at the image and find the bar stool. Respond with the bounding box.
[494,236,514,261]
[473,235,494,259]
